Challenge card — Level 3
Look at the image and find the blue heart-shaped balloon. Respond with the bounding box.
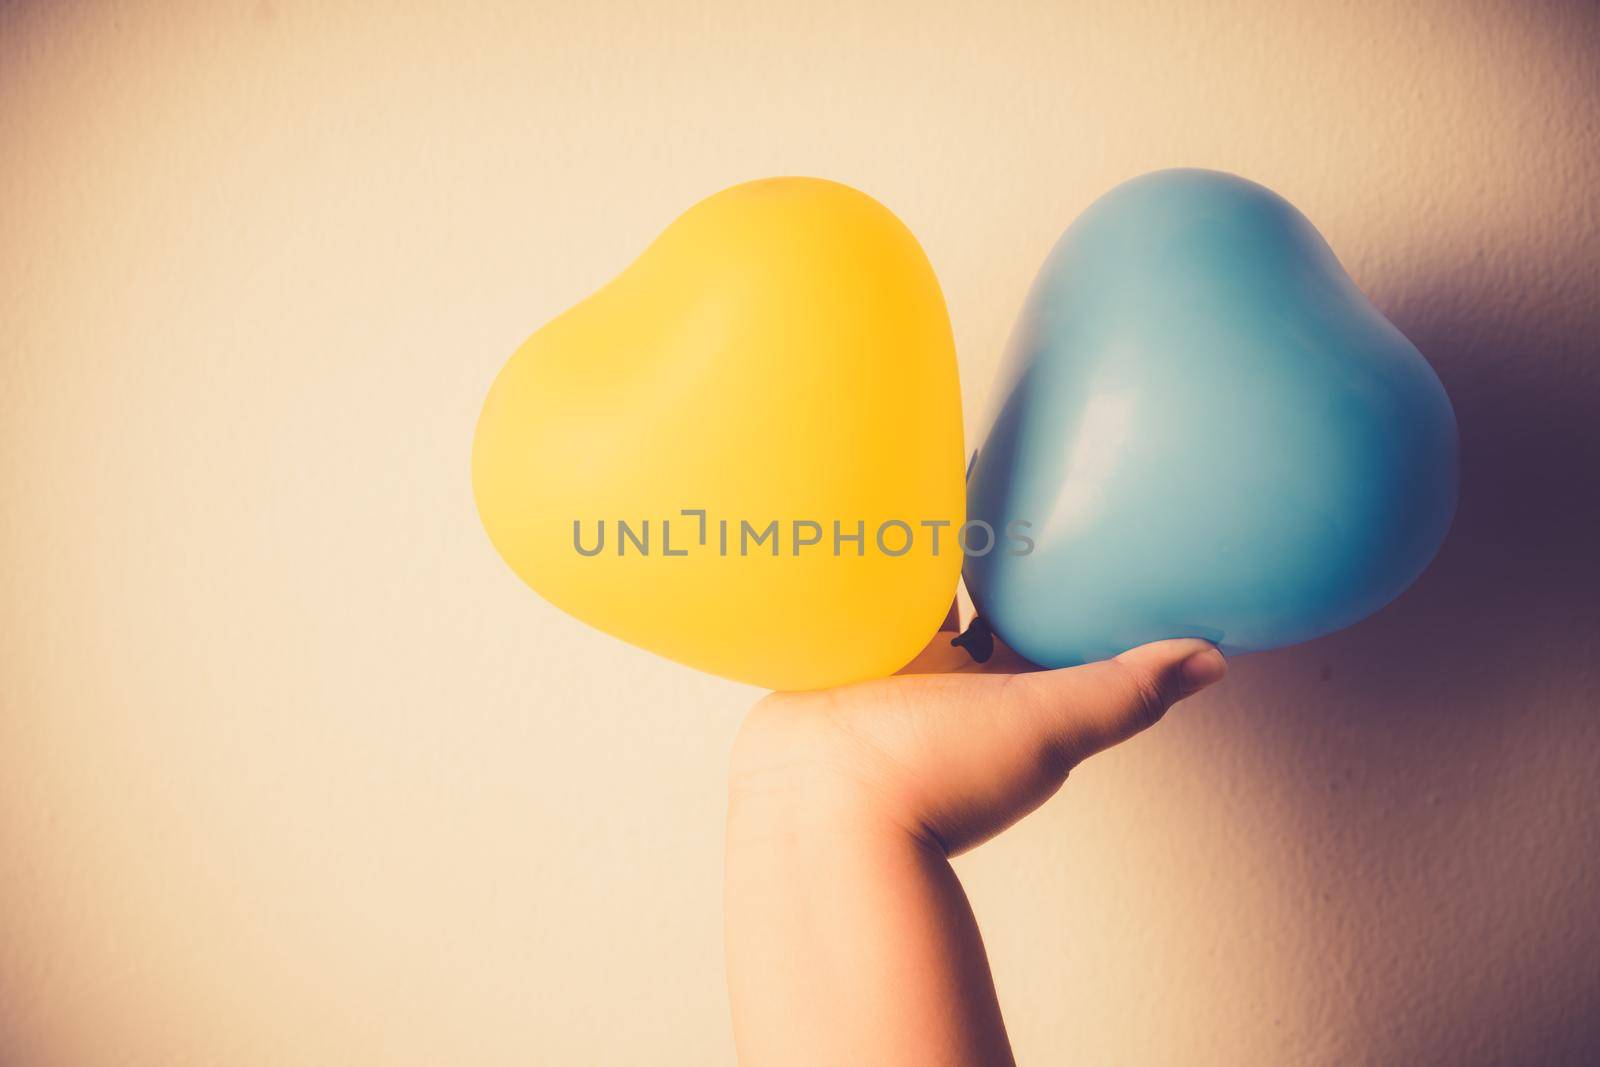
[965,169,1458,667]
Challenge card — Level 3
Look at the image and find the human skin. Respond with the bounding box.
[724,608,1227,1065]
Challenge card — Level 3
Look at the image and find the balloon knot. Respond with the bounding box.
[951,616,994,664]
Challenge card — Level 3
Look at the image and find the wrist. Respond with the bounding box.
[727,693,921,857]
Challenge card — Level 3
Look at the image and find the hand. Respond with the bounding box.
[724,607,1227,1067]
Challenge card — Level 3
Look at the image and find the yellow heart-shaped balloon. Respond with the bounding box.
[472,178,964,690]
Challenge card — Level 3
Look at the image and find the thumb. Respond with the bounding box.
[906,639,1226,854]
[1019,638,1228,771]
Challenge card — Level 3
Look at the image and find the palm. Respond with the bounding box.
[730,602,1225,856]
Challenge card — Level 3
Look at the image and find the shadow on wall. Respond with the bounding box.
[1216,231,1600,1064]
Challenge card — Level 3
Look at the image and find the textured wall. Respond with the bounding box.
[2,1,1597,1063]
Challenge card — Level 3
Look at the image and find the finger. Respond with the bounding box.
[886,639,1225,853]
[1012,638,1227,768]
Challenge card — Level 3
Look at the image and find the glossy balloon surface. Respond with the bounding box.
[965,169,1458,667]
[473,178,965,690]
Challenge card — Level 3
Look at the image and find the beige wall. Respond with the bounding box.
[3,1,1598,1063]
